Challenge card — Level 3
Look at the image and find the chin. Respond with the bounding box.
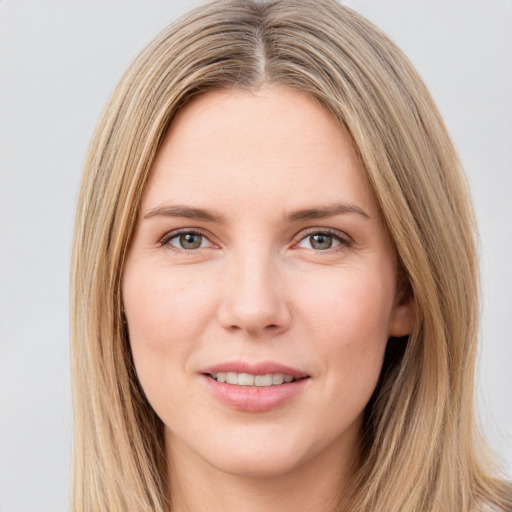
[191,420,352,480]
[207,446,310,479]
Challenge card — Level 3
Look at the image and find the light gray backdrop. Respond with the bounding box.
[0,1,510,511]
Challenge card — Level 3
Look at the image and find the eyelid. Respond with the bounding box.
[157,226,352,252]
[293,227,352,250]
[159,228,217,250]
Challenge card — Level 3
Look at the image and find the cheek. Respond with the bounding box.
[122,262,217,376]
[293,267,395,400]
[295,266,395,345]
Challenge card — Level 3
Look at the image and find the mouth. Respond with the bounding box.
[201,362,310,412]
[207,371,303,387]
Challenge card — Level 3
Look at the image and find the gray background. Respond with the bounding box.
[0,1,510,511]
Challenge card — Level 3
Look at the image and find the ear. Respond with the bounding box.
[388,275,416,337]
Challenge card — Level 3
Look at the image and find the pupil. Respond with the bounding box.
[180,233,202,249]
[310,234,332,250]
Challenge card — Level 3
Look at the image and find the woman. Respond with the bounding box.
[70,0,511,510]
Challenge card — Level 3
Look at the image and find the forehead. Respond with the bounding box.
[141,86,377,218]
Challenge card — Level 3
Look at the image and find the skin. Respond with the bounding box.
[122,86,415,512]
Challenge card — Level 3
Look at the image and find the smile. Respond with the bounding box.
[209,372,296,386]
[203,374,309,412]
[202,363,310,412]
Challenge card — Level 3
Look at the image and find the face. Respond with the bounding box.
[122,87,414,480]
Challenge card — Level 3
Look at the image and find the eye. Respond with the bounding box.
[163,231,212,251]
[296,231,349,251]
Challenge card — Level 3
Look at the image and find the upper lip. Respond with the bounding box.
[201,361,309,379]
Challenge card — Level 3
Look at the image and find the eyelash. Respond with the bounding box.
[159,228,352,253]
[159,229,213,252]
[295,228,352,252]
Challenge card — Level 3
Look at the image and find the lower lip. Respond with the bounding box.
[202,375,309,412]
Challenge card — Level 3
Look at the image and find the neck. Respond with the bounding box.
[165,428,360,512]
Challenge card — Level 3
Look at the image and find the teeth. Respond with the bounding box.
[272,373,284,385]
[238,373,255,386]
[226,372,238,385]
[210,372,297,386]
[254,374,272,386]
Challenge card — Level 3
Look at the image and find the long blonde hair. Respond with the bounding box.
[71,1,511,510]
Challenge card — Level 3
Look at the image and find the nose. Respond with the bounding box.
[217,252,291,337]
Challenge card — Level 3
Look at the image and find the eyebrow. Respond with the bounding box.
[143,202,370,223]
[285,203,371,222]
[143,205,224,223]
